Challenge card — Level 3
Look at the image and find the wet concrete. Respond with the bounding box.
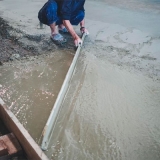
[0,0,160,159]
[46,47,160,160]
[0,51,73,142]
[44,0,160,159]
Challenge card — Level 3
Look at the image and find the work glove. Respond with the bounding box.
[80,27,89,35]
[74,37,82,47]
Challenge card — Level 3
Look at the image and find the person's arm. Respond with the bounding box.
[60,0,82,46]
[80,19,89,35]
[63,20,79,40]
[63,20,82,46]
[80,19,85,28]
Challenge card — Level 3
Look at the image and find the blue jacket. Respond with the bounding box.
[54,0,85,20]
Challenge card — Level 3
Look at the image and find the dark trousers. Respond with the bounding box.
[38,0,85,26]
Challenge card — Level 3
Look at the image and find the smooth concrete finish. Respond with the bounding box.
[0,97,48,160]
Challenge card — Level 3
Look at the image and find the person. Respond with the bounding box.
[38,0,89,47]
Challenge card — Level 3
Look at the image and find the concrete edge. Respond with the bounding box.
[0,97,49,160]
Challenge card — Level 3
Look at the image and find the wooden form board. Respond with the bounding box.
[0,133,23,157]
[0,140,8,157]
[0,98,49,160]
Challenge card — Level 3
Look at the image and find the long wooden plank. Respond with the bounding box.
[0,97,48,160]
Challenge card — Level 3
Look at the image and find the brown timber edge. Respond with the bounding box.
[0,97,49,160]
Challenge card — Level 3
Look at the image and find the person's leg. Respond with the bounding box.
[55,18,68,33]
[70,10,85,26]
[50,23,58,35]
[70,10,89,35]
[58,24,69,33]
[38,1,66,43]
[44,1,58,34]
[38,4,48,25]
[50,23,67,43]
[56,10,85,34]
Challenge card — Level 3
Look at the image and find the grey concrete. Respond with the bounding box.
[0,0,160,160]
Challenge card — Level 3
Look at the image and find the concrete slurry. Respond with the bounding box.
[0,51,73,142]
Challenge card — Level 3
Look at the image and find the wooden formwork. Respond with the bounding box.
[0,98,48,160]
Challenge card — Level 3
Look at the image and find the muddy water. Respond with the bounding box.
[46,47,160,160]
[0,51,73,142]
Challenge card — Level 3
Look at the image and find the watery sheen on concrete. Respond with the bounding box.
[0,51,73,142]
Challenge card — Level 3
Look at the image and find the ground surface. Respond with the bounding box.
[0,16,74,63]
[0,0,160,160]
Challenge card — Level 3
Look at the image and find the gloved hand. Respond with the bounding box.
[80,27,89,35]
[74,37,82,47]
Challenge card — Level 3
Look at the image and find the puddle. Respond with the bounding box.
[0,50,73,143]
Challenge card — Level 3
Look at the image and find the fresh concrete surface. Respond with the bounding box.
[0,0,160,160]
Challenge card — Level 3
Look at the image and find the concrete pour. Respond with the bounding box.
[0,52,73,142]
[0,0,160,160]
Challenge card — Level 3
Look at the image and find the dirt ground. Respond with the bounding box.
[0,17,74,64]
[0,18,34,63]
